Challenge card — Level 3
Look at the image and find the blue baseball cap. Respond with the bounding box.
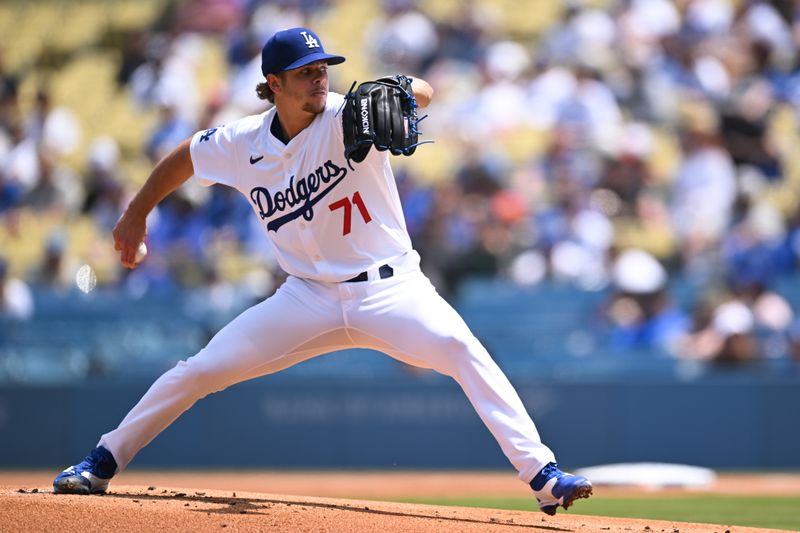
[260,27,345,77]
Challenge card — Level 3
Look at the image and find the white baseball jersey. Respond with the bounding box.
[189,92,414,282]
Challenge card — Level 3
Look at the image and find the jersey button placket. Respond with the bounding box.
[288,165,306,232]
[292,189,326,275]
[304,234,328,276]
[284,161,317,272]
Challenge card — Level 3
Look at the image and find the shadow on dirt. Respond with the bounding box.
[105,490,572,531]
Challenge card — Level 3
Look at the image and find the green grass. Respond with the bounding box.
[393,495,800,531]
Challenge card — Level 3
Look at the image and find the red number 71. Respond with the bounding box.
[328,191,372,236]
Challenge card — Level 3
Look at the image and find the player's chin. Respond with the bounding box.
[304,92,327,113]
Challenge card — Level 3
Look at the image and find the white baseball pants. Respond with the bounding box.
[99,262,555,483]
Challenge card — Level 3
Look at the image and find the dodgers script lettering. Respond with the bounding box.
[249,159,348,232]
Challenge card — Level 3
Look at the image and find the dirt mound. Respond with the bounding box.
[0,485,779,532]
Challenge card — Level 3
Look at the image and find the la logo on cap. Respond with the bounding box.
[259,27,345,77]
[300,31,319,49]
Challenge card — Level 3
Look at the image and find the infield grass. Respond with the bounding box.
[394,495,800,531]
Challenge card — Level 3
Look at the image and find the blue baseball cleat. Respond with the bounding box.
[530,462,593,515]
[53,446,117,495]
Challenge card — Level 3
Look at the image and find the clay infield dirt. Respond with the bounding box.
[2,471,798,532]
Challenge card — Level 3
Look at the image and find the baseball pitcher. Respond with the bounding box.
[53,27,592,515]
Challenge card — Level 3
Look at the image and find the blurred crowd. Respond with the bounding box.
[2,0,800,366]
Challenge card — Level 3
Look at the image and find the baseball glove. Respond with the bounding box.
[340,75,430,168]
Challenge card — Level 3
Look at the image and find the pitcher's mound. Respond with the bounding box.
[1,485,780,532]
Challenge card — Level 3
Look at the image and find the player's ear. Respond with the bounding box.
[267,73,281,92]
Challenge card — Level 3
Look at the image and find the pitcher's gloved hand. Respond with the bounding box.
[341,75,430,168]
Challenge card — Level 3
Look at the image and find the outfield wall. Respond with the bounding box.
[2,370,798,470]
